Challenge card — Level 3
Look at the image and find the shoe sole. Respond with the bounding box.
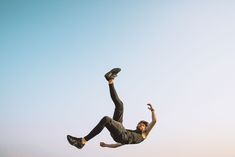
[105,68,121,80]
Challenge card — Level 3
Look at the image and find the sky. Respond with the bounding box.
[0,0,235,157]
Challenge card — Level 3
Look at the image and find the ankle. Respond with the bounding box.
[108,79,114,84]
[82,138,87,144]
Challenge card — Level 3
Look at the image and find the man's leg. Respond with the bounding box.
[67,68,123,149]
[108,80,124,123]
[83,116,125,142]
[67,116,123,149]
[104,68,123,123]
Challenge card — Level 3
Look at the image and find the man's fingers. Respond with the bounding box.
[147,104,155,111]
[147,104,152,108]
[100,142,105,147]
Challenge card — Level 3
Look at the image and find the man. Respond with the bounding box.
[67,68,157,149]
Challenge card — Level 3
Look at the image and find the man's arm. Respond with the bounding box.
[100,142,123,148]
[144,104,157,136]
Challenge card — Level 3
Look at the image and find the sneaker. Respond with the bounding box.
[104,68,121,81]
[67,135,85,149]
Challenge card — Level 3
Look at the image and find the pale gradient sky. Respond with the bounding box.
[1,0,235,157]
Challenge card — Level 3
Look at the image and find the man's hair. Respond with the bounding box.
[138,120,149,127]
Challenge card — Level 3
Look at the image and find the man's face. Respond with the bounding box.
[137,122,146,132]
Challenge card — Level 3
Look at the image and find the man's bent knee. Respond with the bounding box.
[101,116,112,124]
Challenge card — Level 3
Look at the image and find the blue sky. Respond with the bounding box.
[1,0,235,157]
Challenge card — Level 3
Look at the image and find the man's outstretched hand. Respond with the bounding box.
[100,142,106,147]
[147,103,155,112]
[144,103,157,136]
